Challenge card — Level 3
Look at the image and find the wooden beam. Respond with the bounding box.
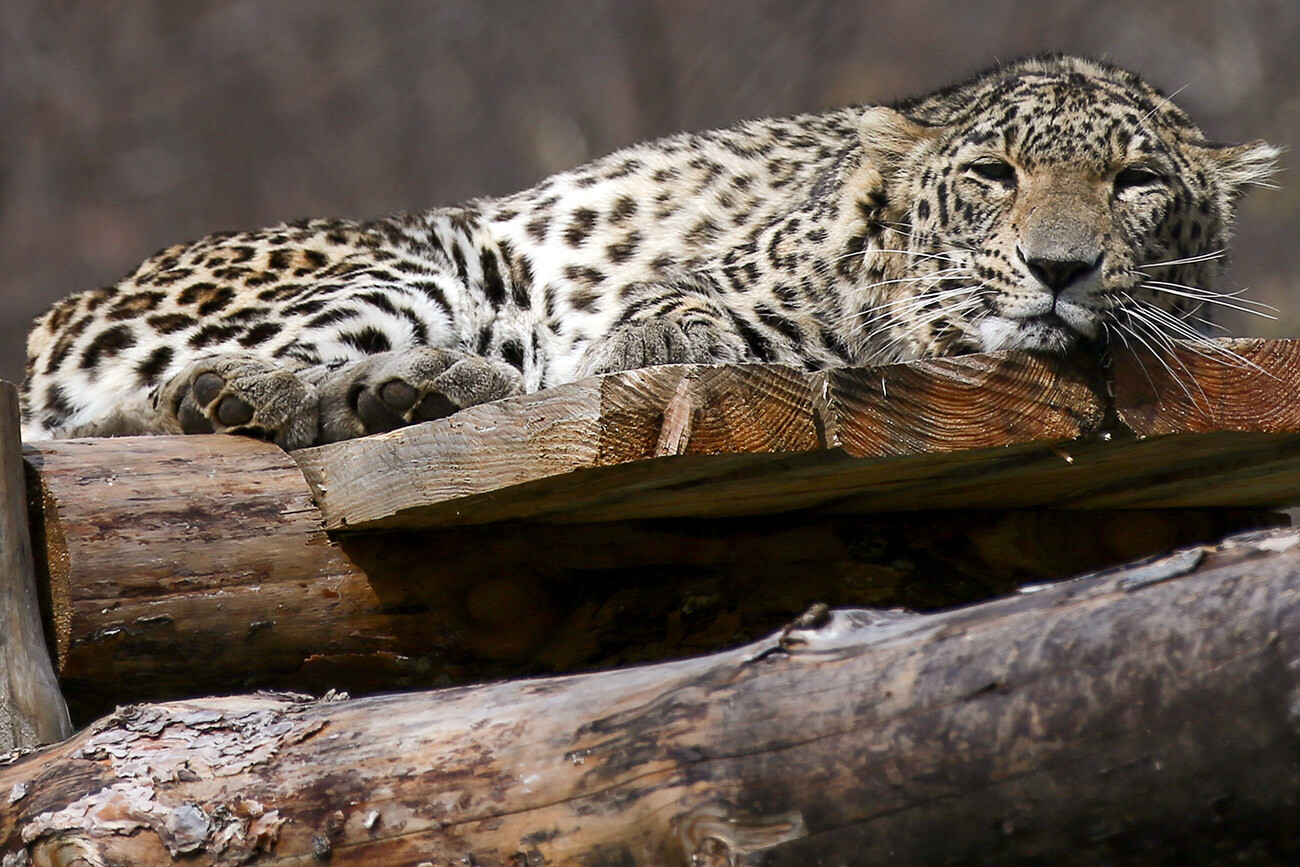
[293,340,1300,530]
[1111,338,1300,434]
[0,382,70,748]
[6,526,1300,864]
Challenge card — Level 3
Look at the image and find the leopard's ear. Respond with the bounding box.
[858,107,940,175]
[1204,139,1282,199]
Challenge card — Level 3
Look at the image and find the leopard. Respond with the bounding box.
[20,55,1278,449]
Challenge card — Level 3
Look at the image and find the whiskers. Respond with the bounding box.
[1107,281,1278,406]
[1114,250,1277,383]
[1136,249,1226,269]
[823,242,957,273]
[1139,278,1277,321]
[841,275,989,366]
[811,233,991,365]
[831,269,982,327]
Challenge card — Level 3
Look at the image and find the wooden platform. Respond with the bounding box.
[294,338,1300,529]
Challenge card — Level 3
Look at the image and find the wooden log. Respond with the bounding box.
[0,382,70,749]
[293,340,1300,530]
[6,525,1300,865]
[23,433,451,721]
[34,433,1273,717]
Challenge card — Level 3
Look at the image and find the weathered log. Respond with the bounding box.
[23,433,398,721]
[0,383,70,749]
[25,422,1278,718]
[6,525,1300,865]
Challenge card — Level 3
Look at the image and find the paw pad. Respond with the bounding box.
[354,387,404,433]
[215,395,255,426]
[192,372,225,406]
[177,405,215,435]
[414,392,457,421]
[189,372,256,427]
[378,380,417,412]
[315,348,524,442]
[353,379,460,434]
[164,355,319,448]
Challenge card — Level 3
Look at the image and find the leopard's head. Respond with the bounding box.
[846,55,1278,362]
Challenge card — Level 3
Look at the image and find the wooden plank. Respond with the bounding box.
[295,340,1300,530]
[0,382,70,748]
[823,351,1102,456]
[1112,338,1300,434]
[295,351,1106,529]
[7,526,1300,864]
[295,364,831,529]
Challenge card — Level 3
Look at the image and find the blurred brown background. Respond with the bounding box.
[2,0,1297,387]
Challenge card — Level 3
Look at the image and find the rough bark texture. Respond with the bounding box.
[25,433,1278,722]
[4,526,1300,865]
[23,433,390,721]
[0,383,70,749]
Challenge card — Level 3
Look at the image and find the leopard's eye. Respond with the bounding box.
[1114,165,1163,192]
[966,159,1016,184]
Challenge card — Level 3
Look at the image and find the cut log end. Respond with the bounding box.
[1113,339,1300,435]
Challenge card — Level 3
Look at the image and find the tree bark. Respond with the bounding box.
[6,525,1300,865]
[0,383,70,749]
[26,422,1276,719]
[23,432,410,721]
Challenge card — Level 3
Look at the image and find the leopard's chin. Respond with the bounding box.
[973,312,1090,354]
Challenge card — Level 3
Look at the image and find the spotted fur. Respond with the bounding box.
[22,55,1278,448]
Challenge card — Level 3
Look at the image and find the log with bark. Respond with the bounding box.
[31,421,1273,717]
[5,525,1300,865]
[20,341,1300,720]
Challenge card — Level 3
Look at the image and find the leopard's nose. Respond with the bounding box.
[1017,245,1102,294]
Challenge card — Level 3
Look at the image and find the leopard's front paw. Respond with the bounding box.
[160,355,320,449]
[314,348,524,442]
[578,319,744,377]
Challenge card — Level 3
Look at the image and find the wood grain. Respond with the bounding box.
[6,526,1300,865]
[294,340,1300,530]
[825,350,1103,457]
[0,383,70,748]
[1112,338,1300,435]
[294,351,1105,529]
